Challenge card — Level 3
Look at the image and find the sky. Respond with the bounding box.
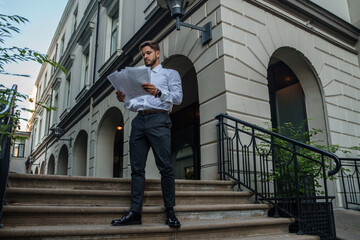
[0,0,68,130]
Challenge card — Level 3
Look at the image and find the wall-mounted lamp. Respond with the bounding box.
[157,0,212,45]
[50,127,73,147]
[29,156,40,166]
[117,125,123,131]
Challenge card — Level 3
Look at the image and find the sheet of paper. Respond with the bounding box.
[107,66,151,102]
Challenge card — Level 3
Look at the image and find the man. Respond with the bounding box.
[111,41,182,228]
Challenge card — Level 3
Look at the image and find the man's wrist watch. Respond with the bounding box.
[156,89,162,98]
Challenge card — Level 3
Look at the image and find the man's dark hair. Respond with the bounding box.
[139,40,160,52]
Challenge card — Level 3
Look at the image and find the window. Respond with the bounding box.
[72,6,78,32]
[37,84,42,102]
[52,83,59,126]
[84,53,89,84]
[44,99,50,135]
[51,53,57,75]
[38,116,43,143]
[12,139,25,158]
[60,34,65,54]
[65,73,71,108]
[77,22,94,88]
[81,46,90,89]
[110,9,119,54]
[44,72,48,86]
[33,126,37,146]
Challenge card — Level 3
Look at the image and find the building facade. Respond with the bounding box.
[27,0,360,208]
[9,131,30,174]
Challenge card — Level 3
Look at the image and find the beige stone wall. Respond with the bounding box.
[218,0,360,148]
[214,0,359,206]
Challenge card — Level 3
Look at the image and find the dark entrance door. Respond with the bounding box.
[268,60,308,137]
[163,55,200,180]
[170,103,200,179]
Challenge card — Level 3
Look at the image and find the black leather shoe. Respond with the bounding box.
[165,210,181,228]
[111,211,142,226]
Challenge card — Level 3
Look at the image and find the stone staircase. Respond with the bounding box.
[0,173,319,239]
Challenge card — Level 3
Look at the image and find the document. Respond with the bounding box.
[107,66,151,102]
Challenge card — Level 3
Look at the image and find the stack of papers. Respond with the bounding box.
[107,66,151,102]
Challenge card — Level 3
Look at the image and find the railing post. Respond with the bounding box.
[216,115,224,180]
[271,135,279,217]
[235,122,242,191]
[252,128,259,204]
[355,161,360,205]
[322,155,335,239]
[293,145,304,235]
[0,84,17,228]
[340,168,349,209]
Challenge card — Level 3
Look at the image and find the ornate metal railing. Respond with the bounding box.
[340,158,360,210]
[0,84,17,228]
[216,113,341,240]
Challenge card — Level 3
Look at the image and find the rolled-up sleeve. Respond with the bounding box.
[159,70,183,105]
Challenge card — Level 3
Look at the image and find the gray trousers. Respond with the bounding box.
[129,113,175,213]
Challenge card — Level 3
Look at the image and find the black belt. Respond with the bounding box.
[138,109,169,114]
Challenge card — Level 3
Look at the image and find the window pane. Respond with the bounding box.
[110,10,119,54]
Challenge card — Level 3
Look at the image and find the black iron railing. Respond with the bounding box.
[340,158,360,210]
[0,84,17,228]
[216,113,340,240]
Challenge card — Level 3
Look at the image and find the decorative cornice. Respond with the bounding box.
[279,0,360,43]
[63,54,75,70]
[77,22,95,46]
[258,0,360,48]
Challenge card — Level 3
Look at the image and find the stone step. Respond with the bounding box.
[241,233,319,240]
[2,204,271,226]
[8,173,235,191]
[0,218,296,239]
[5,188,253,206]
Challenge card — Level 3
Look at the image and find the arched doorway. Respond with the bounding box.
[47,154,55,175]
[35,167,39,174]
[96,107,124,178]
[268,47,328,143]
[40,161,45,174]
[57,145,69,175]
[162,55,200,180]
[73,130,88,176]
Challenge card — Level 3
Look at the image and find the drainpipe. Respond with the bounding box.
[92,0,100,84]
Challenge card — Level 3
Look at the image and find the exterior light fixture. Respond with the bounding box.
[29,156,40,166]
[157,0,212,45]
[50,127,73,147]
[117,126,123,131]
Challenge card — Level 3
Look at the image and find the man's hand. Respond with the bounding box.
[142,83,158,97]
[116,90,125,102]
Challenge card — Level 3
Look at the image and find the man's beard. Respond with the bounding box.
[145,58,157,67]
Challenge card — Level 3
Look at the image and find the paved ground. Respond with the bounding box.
[334,208,360,240]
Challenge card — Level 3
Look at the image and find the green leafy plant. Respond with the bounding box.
[257,120,348,196]
[0,14,63,139]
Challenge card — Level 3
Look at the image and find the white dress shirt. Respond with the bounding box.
[124,64,183,112]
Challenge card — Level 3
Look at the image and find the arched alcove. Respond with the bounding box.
[35,167,39,174]
[73,130,88,176]
[57,144,69,175]
[268,47,329,144]
[96,107,124,178]
[162,55,200,179]
[47,154,55,175]
[40,161,45,174]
